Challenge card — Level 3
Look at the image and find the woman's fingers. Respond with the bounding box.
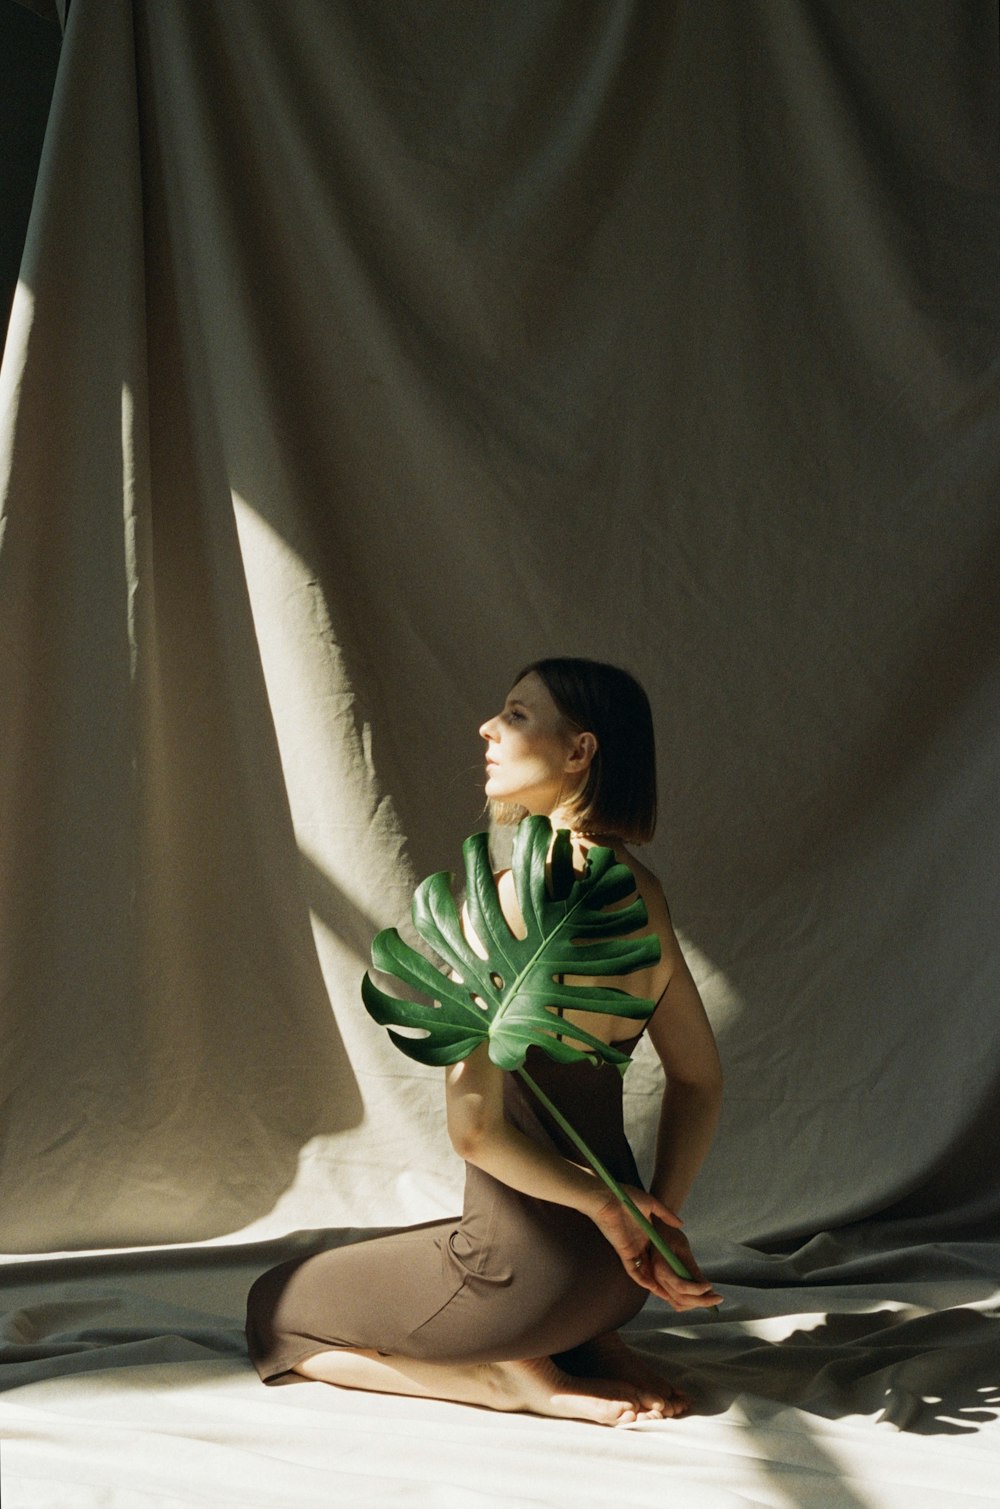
[644,1194,684,1229]
[620,1186,683,1231]
[592,1188,722,1309]
[644,1219,723,1309]
[660,1278,724,1309]
[651,1260,724,1309]
[636,1254,721,1308]
[631,1246,720,1307]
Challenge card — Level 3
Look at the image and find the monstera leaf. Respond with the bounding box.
[362,815,660,1071]
[362,815,699,1285]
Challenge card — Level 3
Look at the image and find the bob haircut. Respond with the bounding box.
[513,657,657,845]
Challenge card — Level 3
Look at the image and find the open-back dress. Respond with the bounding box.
[246,1028,649,1383]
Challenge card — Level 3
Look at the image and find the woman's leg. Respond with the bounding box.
[294,1347,669,1425]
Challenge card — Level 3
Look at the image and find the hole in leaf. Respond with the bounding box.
[490,972,504,990]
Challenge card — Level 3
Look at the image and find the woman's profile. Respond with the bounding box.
[246,657,723,1425]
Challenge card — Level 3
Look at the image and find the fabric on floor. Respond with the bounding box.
[0,1237,998,1507]
[0,0,998,1502]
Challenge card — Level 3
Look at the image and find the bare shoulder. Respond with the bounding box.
[495,867,516,911]
[495,867,526,938]
[617,853,721,1085]
[617,848,665,906]
[460,867,528,955]
[613,847,683,973]
[494,843,679,973]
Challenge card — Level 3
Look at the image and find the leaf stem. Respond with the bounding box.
[515,1066,693,1281]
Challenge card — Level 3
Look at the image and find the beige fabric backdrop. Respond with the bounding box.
[1,0,998,1261]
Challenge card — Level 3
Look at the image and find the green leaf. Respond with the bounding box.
[362,815,708,1287]
[362,815,660,1072]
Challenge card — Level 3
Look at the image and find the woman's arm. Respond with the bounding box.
[445,1045,709,1307]
[645,932,724,1215]
[447,868,722,1309]
[446,1044,604,1213]
[630,916,723,1306]
[450,877,620,1214]
[448,890,603,1213]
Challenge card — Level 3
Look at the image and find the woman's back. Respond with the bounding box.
[494,838,676,1051]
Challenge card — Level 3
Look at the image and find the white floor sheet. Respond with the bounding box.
[2,6,998,1504]
[2,1236,997,1508]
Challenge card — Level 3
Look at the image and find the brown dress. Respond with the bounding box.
[246,1032,648,1383]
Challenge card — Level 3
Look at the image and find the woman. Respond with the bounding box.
[247,658,723,1425]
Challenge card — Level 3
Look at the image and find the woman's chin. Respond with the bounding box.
[488,798,530,828]
[485,774,518,802]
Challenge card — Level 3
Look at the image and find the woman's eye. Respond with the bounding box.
[505,710,525,723]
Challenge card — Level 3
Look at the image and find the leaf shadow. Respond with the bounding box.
[629,1302,1000,1438]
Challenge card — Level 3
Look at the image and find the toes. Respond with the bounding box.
[612,1406,638,1427]
[632,1386,692,1422]
[601,1392,645,1426]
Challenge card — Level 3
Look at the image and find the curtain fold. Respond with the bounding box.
[1,0,997,1254]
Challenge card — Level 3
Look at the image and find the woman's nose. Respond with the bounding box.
[480,715,498,741]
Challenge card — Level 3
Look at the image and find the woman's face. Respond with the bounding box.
[480,672,584,817]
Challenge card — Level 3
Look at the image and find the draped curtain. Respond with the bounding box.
[1,0,997,1258]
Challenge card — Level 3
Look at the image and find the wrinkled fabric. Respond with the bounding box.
[1,1237,998,1507]
[1,4,998,1501]
[0,0,998,1271]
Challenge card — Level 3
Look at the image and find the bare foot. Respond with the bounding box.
[295,1345,673,1426]
[486,1354,665,1426]
[557,1332,690,1418]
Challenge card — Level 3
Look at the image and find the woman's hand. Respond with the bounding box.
[645,1216,723,1311]
[590,1186,723,1311]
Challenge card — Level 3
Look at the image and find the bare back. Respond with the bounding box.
[494,838,679,1051]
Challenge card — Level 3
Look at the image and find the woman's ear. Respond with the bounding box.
[565,730,597,773]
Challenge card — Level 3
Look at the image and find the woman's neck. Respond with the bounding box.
[546,803,586,836]
[545,806,620,849]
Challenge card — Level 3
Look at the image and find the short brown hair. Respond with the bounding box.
[515,657,657,844]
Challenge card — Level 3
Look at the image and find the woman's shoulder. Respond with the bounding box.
[609,844,668,909]
[611,846,679,961]
[494,867,526,938]
[493,841,673,943]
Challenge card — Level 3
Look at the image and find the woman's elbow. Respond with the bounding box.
[447,1120,480,1161]
[670,1065,724,1104]
[705,1060,724,1099]
[447,1106,499,1162]
[445,1053,506,1162]
[702,1065,725,1105]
